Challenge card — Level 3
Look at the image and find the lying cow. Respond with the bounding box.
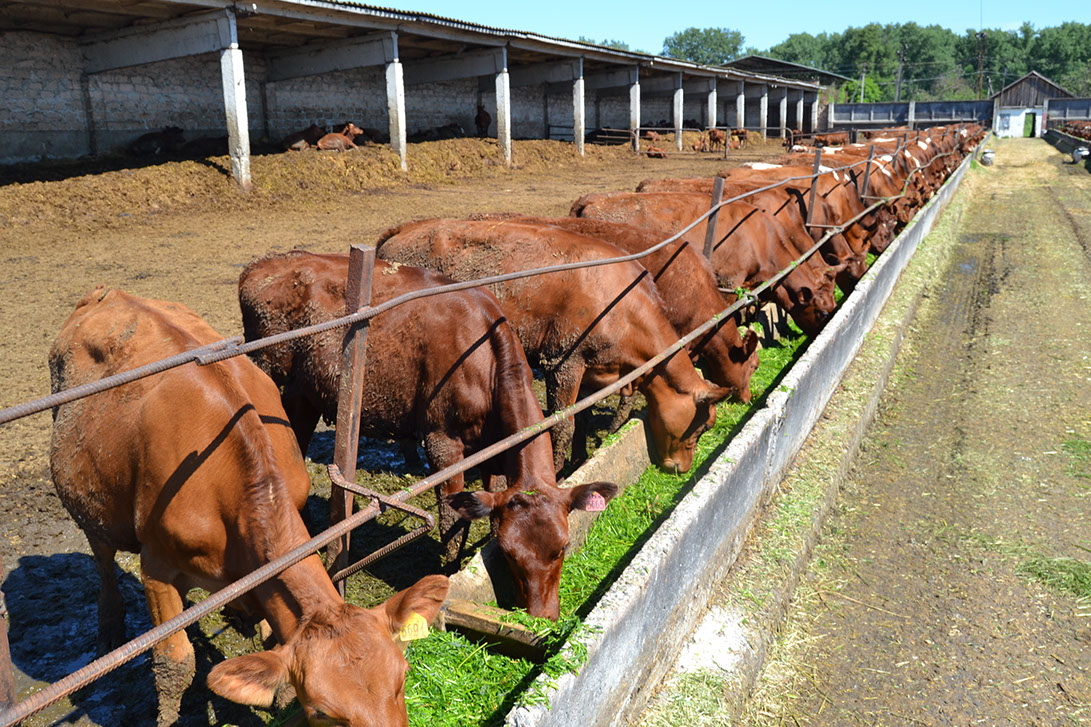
[375,219,732,474]
[281,123,327,151]
[316,123,364,151]
[49,287,449,726]
[129,126,184,157]
[239,252,615,619]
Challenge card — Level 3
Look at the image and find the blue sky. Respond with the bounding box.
[398,1,1080,56]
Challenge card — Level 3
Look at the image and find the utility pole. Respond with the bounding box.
[976,31,987,99]
[894,48,905,102]
[859,65,867,103]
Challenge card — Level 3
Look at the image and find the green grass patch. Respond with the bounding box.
[395,332,809,727]
[1018,556,1091,600]
[1063,437,1091,479]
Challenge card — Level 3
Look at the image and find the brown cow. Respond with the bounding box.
[375,219,732,474]
[239,252,615,619]
[467,213,760,403]
[475,104,492,137]
[708,128,727,151]
[815,131,849,146]
[646,145,667,158]
[281,123,327,151]
[49,287,449,726]
[636,175,867,292]
[316,123,364,151]
[571,191,838,336]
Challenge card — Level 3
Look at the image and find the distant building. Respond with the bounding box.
[990,71,1073,138]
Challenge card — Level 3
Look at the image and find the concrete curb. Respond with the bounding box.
[505,149,977,727]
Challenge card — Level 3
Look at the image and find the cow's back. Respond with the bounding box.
[238,250,534,445]
[49,287,307,559]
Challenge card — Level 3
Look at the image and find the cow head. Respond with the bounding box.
[646,380,732,473]
[448,481,618,620]
[208,575,448,727]
[698,326,760,404]
[784,266,837,336]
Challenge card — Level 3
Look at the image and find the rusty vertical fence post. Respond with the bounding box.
[860,145,875,199]
[703,176,725,259]
[0,555,15,719]
[327,244,376,594]
[805,147,823,227]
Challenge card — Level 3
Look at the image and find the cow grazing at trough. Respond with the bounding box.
[48,287,450,726]
[128,126,184,157]
[281,123,327,151]
[239,252,615,619]
[375,219,732,475]
[475,104,492,137]
[467,213,760,405]
[571,191,838,336]
[316,123,364,151]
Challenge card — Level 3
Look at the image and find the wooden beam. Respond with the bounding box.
[442,599,546,662]
[81,8,236,73]
[403,46,506,86]
[265,30,396,81]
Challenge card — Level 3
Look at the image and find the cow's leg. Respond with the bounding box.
[280,381,321,457]
[608,393,636,433]
[140,553,195,727]
[544,363,584,473]
[424,433,466,569]
[87,537,126,655]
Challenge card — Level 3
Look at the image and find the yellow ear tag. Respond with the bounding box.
[396,612,429,642]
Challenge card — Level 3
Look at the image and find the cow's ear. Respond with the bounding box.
[381,574,449,636]
[208,649,289,707]
[741,328,760,357]
[566,482,619,513]
[793,286,814,306]
[696,385,732,407]
[447,490,502,520]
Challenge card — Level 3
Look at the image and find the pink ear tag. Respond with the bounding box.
[585,492,607,512]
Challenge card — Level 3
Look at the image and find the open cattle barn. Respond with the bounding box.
[0,0,823,185]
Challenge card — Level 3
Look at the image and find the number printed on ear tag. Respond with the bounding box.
[397,612,430,642]
[585,492,607,512]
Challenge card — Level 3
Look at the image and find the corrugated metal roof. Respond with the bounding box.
[268,0,822,89]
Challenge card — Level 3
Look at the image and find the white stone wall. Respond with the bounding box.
[265,65,386,140]
[406,78,479,136]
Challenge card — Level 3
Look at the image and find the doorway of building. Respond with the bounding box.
[1024,112,1037,137]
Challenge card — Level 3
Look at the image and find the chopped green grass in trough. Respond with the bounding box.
[398,331,809,727]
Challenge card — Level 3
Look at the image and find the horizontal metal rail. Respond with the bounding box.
[0,131,970,727]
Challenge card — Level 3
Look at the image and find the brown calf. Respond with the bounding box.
[316,123,364,151]
[281,123,327,151]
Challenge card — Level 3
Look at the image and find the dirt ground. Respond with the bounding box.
[0,136,781,724]
[737,140,1091,724]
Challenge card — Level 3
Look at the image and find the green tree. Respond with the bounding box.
[662,27,745,65]
[576,36,632,52]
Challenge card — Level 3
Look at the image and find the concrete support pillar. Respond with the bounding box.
[219,43,251,192]
[386,58,407,171]
[795,91,804,132]
[630,74,641,151]
[573,62,585,155]
[907,100,916,131]
[735,82,745,129]
[707,84,718,130]
[673,79,684,151]
[807,92,819,133]
[496,60,511,166]
[778,89,788,138]
[759,84,768,140]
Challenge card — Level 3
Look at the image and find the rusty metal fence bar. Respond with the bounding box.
[0,138,965,727]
